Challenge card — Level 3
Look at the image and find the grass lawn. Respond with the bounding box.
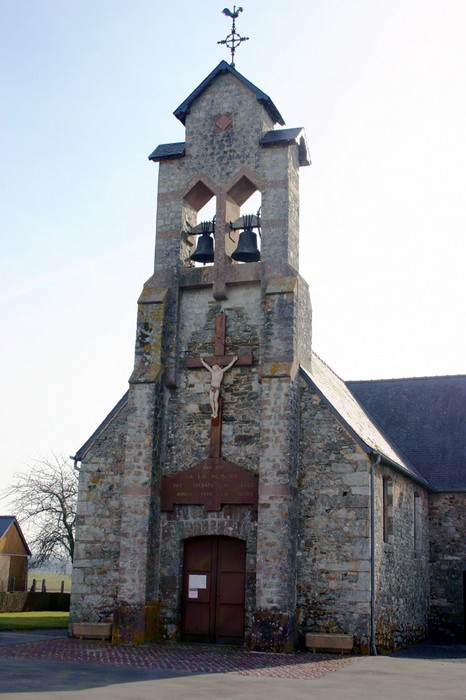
[0,611,69,630]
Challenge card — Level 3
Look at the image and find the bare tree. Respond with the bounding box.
[2,455,78,568]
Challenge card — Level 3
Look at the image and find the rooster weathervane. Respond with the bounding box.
[218,7,249,67]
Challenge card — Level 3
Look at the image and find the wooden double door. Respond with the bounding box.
[181,536,246,645]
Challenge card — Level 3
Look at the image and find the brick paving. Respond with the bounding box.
[0,636,359,680]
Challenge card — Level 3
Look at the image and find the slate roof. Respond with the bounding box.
[173,60,285,126]
[148,142,185,162]
[300,355,429,487]
[0,516,31,555]
[347,375,466,492]
[260,128,311,167]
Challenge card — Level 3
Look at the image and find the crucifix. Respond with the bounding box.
[185,312,253,459]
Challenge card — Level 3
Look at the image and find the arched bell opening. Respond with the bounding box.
[183,181,216,267]
[226,177,262,264]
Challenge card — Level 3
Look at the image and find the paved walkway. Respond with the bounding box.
[0,632,356,679]
[0,632,464,699]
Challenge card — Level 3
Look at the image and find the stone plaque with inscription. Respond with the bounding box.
[161,458,258,512]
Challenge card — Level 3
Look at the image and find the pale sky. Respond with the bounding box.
[1,0,465,509]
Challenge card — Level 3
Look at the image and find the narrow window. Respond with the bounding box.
[414,493,421,555]
[383,477,393,543]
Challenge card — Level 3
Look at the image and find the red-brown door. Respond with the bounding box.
[181,536,246,644]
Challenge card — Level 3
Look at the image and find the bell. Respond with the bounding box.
[231,227,260,262]
[190,232,214,264]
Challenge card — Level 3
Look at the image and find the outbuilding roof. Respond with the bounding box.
[0,516,31,555]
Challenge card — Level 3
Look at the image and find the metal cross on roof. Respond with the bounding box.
[218,6,249,68]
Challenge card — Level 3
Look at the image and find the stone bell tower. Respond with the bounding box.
[72,59,312,652]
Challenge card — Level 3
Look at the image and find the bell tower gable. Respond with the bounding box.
[174,60,284,127]
[184,73,275,176]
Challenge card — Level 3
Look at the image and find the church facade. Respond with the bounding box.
[70,61,466,653]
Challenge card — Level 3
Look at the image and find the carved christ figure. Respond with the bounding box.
[200,355,238,418]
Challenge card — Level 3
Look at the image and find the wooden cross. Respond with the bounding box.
[185,312,253,459]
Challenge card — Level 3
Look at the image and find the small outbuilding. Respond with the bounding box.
[0,516,31,592]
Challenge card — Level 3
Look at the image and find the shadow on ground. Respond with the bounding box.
[391,637,466,663]
[0,657,196,694]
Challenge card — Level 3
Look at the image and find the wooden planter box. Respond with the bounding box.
[72,622,112,640]
[305,633,353,654]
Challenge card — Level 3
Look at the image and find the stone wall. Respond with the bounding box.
[251,277,304,651]
[429,492,466,636]
[297,381,372,651]
[186,72,273,164]
[70,404,127,622]
[297,380,431,653]
[163,285,262,476]
[373,465,430,651]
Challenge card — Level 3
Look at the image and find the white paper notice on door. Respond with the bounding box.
[188,588,198,599]
[189,574,207,590]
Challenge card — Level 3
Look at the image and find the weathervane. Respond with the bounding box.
[218,7,249,68]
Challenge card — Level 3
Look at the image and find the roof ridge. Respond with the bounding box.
[347,374,466,383]
[72,390,129,462]
[310,350,346,382]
